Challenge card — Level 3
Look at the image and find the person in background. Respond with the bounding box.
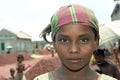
[9,68,15,80]
[117,39,120,67]
[104,49,111,56]
[118,39,120,52]
[14,54,27,80]
[34,4,117,80]
[94,49,120,80]
[113,41,120,68]
[47,46,55,57]
[116,39,120,67]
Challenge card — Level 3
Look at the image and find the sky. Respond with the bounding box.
[0,0,117,41]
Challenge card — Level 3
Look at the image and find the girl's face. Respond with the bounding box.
[54,23,99,71]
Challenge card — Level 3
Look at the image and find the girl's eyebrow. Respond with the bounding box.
[78,34,90,38]
[58,33,90,38]
[58,34,69,37]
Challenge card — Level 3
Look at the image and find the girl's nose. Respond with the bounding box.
[70,42,79,54]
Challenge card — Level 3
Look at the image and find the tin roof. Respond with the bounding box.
[111,1,120,17]
[12,31,31,39]
[0,28,31,40]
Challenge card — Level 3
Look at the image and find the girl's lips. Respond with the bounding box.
[67,58,82,63]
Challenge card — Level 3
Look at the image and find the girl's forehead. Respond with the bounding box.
[58,24,92,33]
[56,24,94,38]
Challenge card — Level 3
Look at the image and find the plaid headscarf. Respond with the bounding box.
[50,4,99,40]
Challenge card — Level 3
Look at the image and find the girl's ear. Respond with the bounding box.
[96,39,99,47]
[94,34,99,46]
[94,38,99,51]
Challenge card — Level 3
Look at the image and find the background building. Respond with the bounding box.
[111,1,120,21]
[0,28,32,53]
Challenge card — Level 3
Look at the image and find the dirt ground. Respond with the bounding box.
[0,51,60,80]
[0,50,120,80]
[0,52,33,66]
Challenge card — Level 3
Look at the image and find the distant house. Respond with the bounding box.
[32,41,42,54]
[0,28,32,54]
[31,40,48,54]
[111,1,120,21]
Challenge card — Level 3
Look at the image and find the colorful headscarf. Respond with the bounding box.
[50,4,99,40]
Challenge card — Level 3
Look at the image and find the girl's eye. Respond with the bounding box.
[59,38,69,43]
[79,38,89,43]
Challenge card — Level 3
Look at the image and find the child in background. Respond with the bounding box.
[14,54,26,80]
[9,68,15,80]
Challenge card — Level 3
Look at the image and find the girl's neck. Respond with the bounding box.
[53,64,98,80]
[60,64,91,76]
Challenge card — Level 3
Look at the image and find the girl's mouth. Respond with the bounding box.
[67,58,82,63]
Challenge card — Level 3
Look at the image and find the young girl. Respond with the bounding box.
[34,4,117,80]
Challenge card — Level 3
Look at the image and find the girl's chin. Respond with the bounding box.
[63,65,85,72]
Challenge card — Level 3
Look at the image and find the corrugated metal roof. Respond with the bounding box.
[118,1,120,4]
[12,31,31,39]
[111,1,120,16]
[0,28,31,39]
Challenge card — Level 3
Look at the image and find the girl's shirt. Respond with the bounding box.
[33,72,117,80]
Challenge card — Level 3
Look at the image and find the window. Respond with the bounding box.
[1,43,5,51]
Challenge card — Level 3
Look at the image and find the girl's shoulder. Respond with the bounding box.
[33,72,54,80]
[34,72,117,80]
[99,74,117,80]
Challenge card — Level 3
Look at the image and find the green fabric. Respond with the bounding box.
[69,4,77,23]
[100,74,117,80]
[51,14,59,40]
[33,72,117,80]
[48,72,54,80]
[14,73,26,80]
[33,72,54,80]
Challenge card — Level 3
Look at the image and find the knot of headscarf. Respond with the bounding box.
[50,4,99,40]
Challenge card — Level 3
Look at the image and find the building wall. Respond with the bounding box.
[0,30,16,53]
[0,29,32,54]
[111,9,120,21]
[111,3,120,21]
[16,39,32,53]
[32,41,42,54]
